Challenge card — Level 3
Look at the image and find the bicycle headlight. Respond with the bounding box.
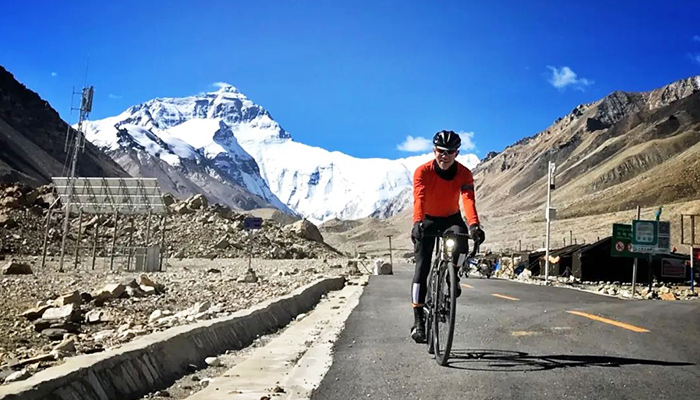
[445,238,456,250]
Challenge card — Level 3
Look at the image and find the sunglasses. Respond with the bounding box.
[435,148,457,155]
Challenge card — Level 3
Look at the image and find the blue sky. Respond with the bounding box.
[1,0,699,160]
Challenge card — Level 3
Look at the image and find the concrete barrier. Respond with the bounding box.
[0,277,345,400]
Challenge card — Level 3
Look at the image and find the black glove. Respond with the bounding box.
[411,221,424,244]
[469,224,485,244]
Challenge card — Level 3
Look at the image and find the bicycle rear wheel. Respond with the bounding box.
[433,260,457,366]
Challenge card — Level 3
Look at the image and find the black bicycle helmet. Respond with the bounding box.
[432,130,461,150]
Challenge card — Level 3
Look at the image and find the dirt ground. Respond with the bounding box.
[0,256,356,383]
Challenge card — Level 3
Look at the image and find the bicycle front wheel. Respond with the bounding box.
[433,260,457,366]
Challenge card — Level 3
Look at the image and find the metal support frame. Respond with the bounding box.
[159,215,166,272]
[544,161,556,283]
[127,216,135,271]
[73,208,83,269]
[681,214,699,292]
[91,218,99,270]
[111,211,118,271]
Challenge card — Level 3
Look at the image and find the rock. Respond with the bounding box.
[204,357,221,367]
[237,269,258,283]
[149,310,164,323]
[660,292,677,301]
[4,369,31,383]
[85,310,105,324]
[125,286,145,298]
[284,219,324,243]
[187,194,208,210]
[2,261,33,275]
[173,203,193,215]
[42,304,80,323]
[214,238,229,249]
[41,328,68,340]
[138,274,157,288]
[0,213,18,229]
[517,269,533,281]
[207,268,221,274]
[54,290,81,307]
[154,390,171,397]
[94,283,126,301]
[173,249,186,259]
[141,285,157,295]
[659,286,671,294]
[192,301,211,314]
[296,313,306,321]
[94,330,115,342]
[162,193,176,207]
[50,338,76,359]
[21,305,52,321]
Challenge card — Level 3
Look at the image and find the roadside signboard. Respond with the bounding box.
[611,224,644,258]
[243,216,263,230]
[656,221,671,254]
[660,258,686,278]
[632,220,657,253]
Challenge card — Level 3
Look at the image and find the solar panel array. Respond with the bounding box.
[52,177,168,215]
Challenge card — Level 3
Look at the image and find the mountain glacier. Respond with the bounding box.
[83,84,479,223]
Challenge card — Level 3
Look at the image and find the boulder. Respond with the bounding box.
[4,369,30,383]
[85,310,105,324]
[21,305,52,321]
[50,338,76,359]
[53,290,81,307]
[0,214,17,229]
[173,203,194,215]
[162,193,176,207]
[41,304,80,323]
[284,219,324,243]
[214,238,230,249]
[2,261,33,275]
[94,283,126,301]
[187,194,208,210]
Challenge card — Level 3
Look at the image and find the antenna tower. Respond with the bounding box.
[58,84,94,272]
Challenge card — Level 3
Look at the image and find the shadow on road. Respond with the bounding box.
[447,349,695,371]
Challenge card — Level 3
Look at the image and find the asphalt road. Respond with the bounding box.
[311,263,700,400]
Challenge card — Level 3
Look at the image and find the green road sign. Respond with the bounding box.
[631,220,671,254]
[611,224,644,258]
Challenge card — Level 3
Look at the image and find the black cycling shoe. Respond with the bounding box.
[411,308,426,343]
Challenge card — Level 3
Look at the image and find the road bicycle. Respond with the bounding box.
[424,231,480,366]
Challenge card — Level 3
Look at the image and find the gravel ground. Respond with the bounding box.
[0,256,357,383]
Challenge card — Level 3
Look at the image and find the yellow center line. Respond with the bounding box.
[461,283,474,289]
[567,311,650,333]
[492,293,520,301]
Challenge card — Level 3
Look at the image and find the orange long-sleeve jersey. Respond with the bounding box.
[413,160,480,226]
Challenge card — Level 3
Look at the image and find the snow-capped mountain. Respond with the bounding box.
[83,84,479,223]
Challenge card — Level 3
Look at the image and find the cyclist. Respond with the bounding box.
[410,130,485,343]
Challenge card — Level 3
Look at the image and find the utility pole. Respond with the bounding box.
[632,206,640,296]
[544,161,556,284]
[386,235,393,267]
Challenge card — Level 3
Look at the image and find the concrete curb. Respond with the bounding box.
[0,276,346,400]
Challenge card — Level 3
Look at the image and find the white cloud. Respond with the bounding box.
[212,82,232,89]
[397,135,432,152]
[693,35,700,42]
[455,131,476,151]
[108,94,122,99]
[547,66,593,91]
[689,53,700,65]
[397,131,476,152]
[50,72,57,77]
